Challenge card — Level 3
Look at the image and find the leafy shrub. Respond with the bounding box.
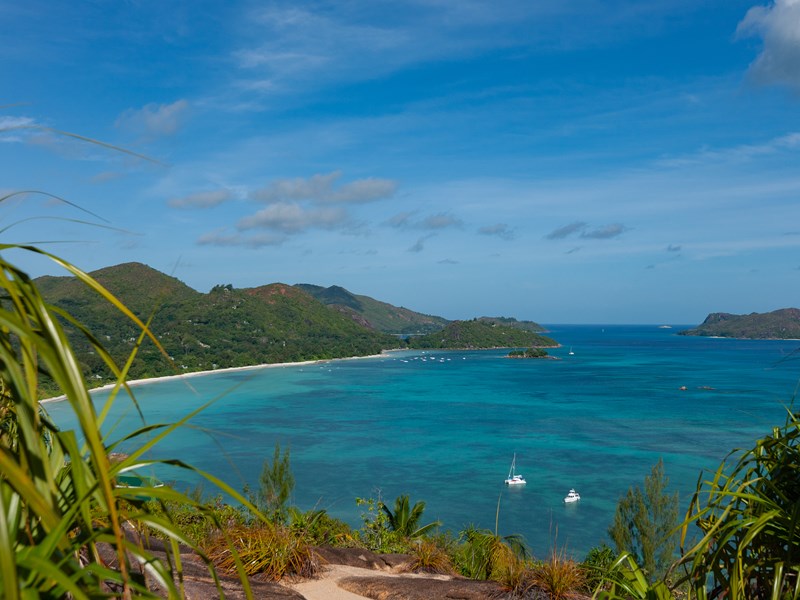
[582,543,617,593]
[454,525,529,581]
[287,506,354,546]
[354,496,411,553]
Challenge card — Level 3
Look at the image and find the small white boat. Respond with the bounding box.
[568,347,574,355]
[564,488,580,503]
[505,454,526,485]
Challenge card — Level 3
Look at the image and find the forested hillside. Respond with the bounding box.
[295,283,449,334]
[407,319,557,349]
[38,263,397,385]
[679,308,800,339]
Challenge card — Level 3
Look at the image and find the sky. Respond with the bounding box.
[2,0,799,324]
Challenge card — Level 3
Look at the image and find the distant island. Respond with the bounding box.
[507,348,552,359]
[679,308,800,339]
[37,262,557,389]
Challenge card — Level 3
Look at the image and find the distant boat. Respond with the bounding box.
[568,347,574,355]
[505,453,526,485]
[564,488,581,503]
[658,325,672,329]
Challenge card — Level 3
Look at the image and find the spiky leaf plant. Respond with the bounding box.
[0,244,257,598]
[675,409,800,599]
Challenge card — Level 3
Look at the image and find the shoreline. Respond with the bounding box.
[41,350,401,404]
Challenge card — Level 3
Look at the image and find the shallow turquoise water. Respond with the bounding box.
[46,325,800,558]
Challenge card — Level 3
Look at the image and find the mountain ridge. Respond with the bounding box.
[679,308,800,339]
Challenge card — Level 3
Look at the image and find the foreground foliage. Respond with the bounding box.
[0,246,255,597]
[676,409,800,598]
[608,458,679,582]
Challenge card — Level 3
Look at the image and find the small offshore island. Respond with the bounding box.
[507,348,555,359]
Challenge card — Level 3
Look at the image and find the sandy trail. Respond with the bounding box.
[285,565,383,600]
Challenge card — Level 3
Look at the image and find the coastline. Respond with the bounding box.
[40,350,399,404]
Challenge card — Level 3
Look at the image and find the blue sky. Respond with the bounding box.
[2,0,799,324]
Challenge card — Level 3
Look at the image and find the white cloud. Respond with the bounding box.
[197,230,286,248]
[169,189,233,209]
[0,116,36,130]
[251,171,396,204]
[116,99,189,138]
[237,202,347,233]
[737,0,800,91]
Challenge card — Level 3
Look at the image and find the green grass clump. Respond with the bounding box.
[530,546,586,600]
[206,523,319,580]
[406,539,455,575]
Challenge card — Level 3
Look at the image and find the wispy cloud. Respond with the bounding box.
[737,0,800,91]
[580,223,628,239]
[546,221,587,240]
[197,230,286,248]
[116,100,189,139]
[169,189,233,209]
[193,171,396,246]
[656,132,800,168]
[546,221,627,241]
[251,171,396,204]
[666,244,681,252]
[409,233,435,253]
[238,203,347,233]
[228,1,707,103]
[478,223,514,240]
[386,211,463,230]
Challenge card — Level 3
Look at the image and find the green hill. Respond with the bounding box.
[476,316,546,333]
[407,319,558,350]
[38,263,397,386]
[295,283,449,334]
[679,308,800,339]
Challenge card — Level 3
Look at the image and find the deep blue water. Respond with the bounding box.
[46,325,800,558]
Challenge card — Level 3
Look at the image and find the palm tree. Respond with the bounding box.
[380,494,441,538]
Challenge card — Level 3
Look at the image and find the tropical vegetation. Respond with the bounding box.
[508,347,550,358]
[408,318,558,350]
[0,245,261,597]
[679,307,800,339]
[608,458,679,582]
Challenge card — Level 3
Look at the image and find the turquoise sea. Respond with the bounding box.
[46,325,800,558]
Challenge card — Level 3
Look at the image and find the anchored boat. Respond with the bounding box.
[504,453,526,485]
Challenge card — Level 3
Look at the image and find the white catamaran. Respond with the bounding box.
[504,454,526,485]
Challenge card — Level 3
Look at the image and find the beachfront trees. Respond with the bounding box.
[381,493,441,538]
[608,458,679,581]
[258,441,295,521]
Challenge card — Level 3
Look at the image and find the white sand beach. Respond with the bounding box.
[40,351,397,404]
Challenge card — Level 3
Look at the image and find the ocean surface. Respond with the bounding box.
[46,325,800,558]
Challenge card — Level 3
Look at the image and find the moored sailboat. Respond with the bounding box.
[504,453,526,485]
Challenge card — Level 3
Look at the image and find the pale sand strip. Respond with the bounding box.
[41,350,401,404]
[284,564,452,600]
[285,565,374,600]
